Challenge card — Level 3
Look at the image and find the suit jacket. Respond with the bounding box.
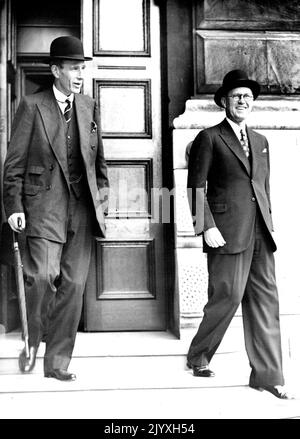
[187,118,276,254]
[3,88,109,242]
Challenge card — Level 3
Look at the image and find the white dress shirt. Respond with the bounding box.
[226,117,247,141]
[52,85,74,114]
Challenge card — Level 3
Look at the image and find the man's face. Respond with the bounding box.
[221,87,254,124]
[51,60,86,95]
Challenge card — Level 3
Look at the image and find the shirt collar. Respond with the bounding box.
[226,117,246,138]
[53,84,74,104]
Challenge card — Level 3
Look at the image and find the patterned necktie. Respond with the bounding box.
[240,129,250,158]
[64,98,72,124]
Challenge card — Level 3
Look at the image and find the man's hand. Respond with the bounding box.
[8,213,26,233]
[204,227,226,248]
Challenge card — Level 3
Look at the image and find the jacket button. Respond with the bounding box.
[46,185,52,190]
[91,145,96,150]
[49,164,54,171]
[251,197,256,202]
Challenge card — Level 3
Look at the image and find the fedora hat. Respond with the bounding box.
[214,69,260,107]
[47,36,92,62]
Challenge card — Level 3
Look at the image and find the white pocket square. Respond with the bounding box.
[262,148,267,153]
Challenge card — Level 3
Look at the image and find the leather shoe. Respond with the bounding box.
[250,384,294,400]
[19,346,38,373]
[45,369,76,381]
[187,361,215,377]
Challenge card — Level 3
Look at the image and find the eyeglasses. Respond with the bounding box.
[228,93,254,102]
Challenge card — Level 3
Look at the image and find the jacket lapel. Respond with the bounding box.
[37,89,70,184]
[219,119,251,176]
[74,94,92,167]
[246,127,261,179]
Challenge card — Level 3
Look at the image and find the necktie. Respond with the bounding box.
[64,98,72,123]
[240,129,249,158]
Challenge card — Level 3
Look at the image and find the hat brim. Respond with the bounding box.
[42,55,93,63]
[214,79,260,107]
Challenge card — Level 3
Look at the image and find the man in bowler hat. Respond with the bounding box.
[3,36,109,381]
[186,69,292,399]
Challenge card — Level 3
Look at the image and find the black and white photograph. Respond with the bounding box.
[0,0,300,424]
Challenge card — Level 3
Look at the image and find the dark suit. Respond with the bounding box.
[187,119,284,387]
[3,89,109,372]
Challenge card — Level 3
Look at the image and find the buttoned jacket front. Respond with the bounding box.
[188,118,276,254]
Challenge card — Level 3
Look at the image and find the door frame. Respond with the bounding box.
[0,0,179,334]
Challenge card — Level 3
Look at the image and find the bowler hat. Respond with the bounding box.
[48,36,92,61]
[214,69,260,107]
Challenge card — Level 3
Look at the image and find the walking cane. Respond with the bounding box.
[12,217,29,359]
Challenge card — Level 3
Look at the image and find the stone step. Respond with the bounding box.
[1,331,300,420]
[0,330,253,393]
[0,353,251,394]
[1,329,298,395]
[1,383,300,420]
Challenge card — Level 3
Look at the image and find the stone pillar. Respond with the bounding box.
[173,96,300,361]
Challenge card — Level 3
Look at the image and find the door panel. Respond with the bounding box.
[93,0,150,55]
[94,79,152,138]
[83,0,166,330]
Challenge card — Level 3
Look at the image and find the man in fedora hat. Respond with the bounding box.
[186,69,292,399]
[3,36,109,381]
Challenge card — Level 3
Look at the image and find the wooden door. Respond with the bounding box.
[83,0,167,330]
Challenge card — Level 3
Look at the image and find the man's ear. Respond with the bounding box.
[220,96,226,109]
[50,64,60,79]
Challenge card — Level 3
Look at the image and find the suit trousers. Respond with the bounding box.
[187,213,284,387]
[23,185,93,372]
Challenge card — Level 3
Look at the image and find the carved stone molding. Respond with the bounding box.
[173,96,300,130]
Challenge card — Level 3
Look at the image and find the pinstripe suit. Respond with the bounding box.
[3,89,109,372]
